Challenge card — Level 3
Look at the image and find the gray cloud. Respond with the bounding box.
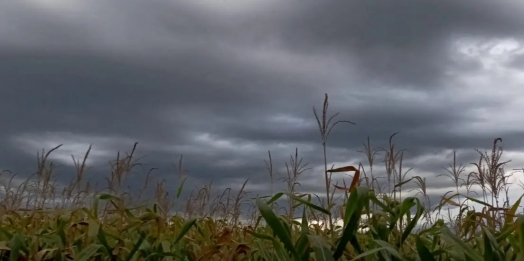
[1,0,523,212]
[260,0,524,87]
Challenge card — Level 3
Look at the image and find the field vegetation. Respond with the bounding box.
[0,94,523,260]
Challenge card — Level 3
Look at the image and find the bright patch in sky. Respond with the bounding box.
[186,0,275,14]
[21,0,87,14]
[269,114,314,129]
[454,37,523,69]
[11,132,133,166]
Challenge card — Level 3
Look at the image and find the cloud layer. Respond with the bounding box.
[1,0,524,210]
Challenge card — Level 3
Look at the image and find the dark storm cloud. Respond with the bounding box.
[5,0,524,87]
[270,0,524,87]
[1,0,523,207]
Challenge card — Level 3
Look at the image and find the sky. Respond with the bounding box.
[1,0,524,215]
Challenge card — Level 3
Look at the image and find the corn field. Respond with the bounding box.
[0,94,523,261]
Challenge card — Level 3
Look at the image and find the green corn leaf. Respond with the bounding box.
[301,207,309,235]
[416,236,436,261]
[272,238,293,261]
[308,235,335,261]
[400,197,424,246]
[434,193,493,213]
[297,208,311,260]
[173,218,197,245]
[0,227,13,240]
[285,193,331,215]
[87,220,100,244]
[124,233,146,261]
[256,197,300,260]
[9,233,24,261]
[334,186,369,261]
[440,226,483,261]
[248,230,275,241]
[75,244,103,261]
[374,240,401,259]
[266,192,285,205]
[506,195,524,227]
[516,216,524,257]
[482,229,495,261]
[255,240,275,260]
[295,234,310,260]
[349,247,386,261]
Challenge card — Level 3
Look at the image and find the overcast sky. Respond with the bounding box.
[2,0,524,211]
